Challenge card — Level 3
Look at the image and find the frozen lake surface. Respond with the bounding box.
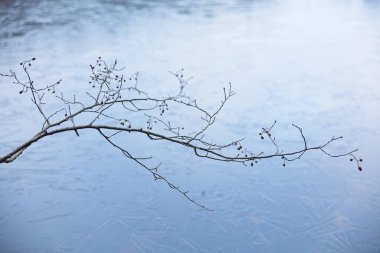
[0,0,380,252]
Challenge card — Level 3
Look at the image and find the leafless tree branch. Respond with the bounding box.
[0,57,363,210]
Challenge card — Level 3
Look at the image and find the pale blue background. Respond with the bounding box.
[0,0,379,252]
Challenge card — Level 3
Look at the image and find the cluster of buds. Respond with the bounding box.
[119,119,131,128]
[159,101,169,116]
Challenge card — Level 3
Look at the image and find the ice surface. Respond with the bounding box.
[0,0,379,252]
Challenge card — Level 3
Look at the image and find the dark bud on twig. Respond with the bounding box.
[32,58,36,61]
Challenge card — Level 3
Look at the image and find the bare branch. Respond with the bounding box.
[0,58,363,210]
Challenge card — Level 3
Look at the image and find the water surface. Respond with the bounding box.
[0,0,379,252]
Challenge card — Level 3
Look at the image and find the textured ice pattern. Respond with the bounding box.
[0,0,379,252]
